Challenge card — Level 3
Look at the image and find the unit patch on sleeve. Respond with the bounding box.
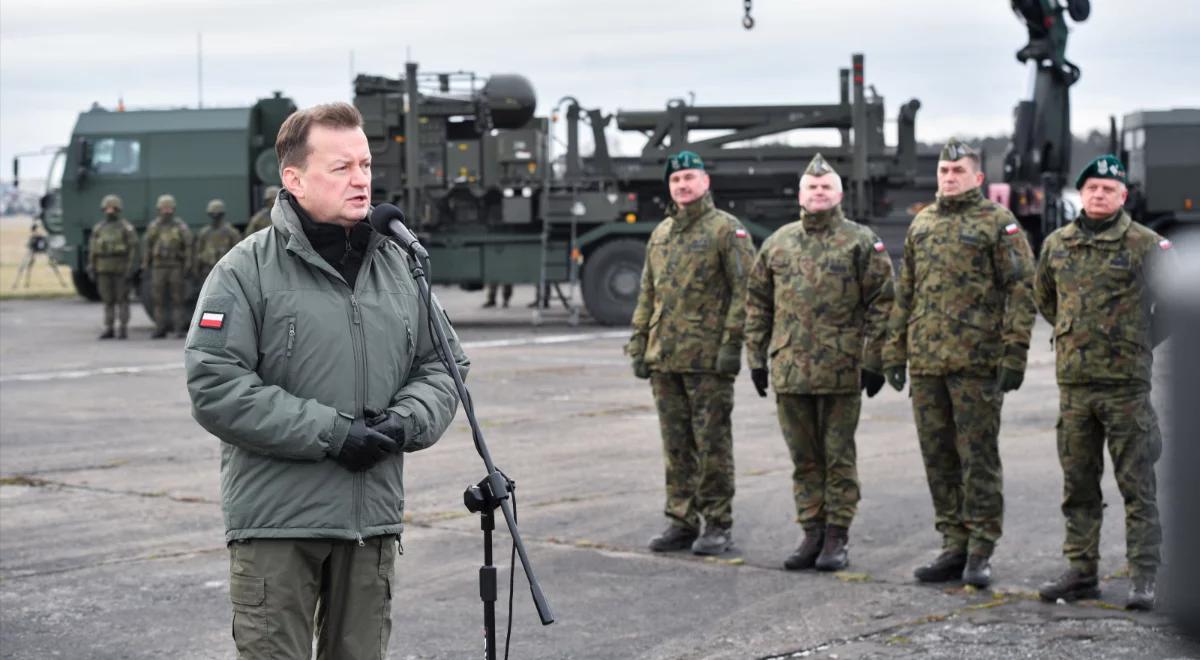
[873,240,886,253]
[199,312,226,330]
[1005,223,1021,235]
[1159,239,1173,250]
[735,228,749,239]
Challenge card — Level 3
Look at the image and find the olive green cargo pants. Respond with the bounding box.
[150,265,187,332]
[777,393,862,529]
[228,535,397,660]
[95,272,130,331]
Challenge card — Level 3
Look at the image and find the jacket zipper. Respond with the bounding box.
[286,321,295,358]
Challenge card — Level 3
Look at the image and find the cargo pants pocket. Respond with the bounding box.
[229,572,267,652]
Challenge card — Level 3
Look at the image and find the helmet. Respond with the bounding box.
[156,194,177,211]
[206,199,226,215]
[100,194,123,212]
[263,185,281,202]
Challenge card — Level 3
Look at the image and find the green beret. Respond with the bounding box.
[803,152,837,177]
[1074,154,1126,190]
[939,137,977,162]
[664,150,705,182]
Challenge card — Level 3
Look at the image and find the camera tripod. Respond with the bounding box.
[10,221,67,290]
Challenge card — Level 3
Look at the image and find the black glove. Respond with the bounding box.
[751,367,769,398]
[334,417,399,472]
[996,366,1024,393]
[861,369,885,398]
[631,358,650,380]
[884,365,906,392]
[364,407,409,451]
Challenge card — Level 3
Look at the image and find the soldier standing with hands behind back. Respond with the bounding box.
[882,139,1036,588]
[143,194,193,338]
[194,199,241,283]
[745,154,894,572]
[626,150,755,556]
[87,194,138,339]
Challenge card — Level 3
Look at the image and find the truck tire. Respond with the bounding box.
[71,270,101,301]
[581,239,645,326]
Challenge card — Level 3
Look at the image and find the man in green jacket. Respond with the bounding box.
[745,154,894,572]
[1034,155,1170,610]
[626,150,755,556]
[185,102,469,659]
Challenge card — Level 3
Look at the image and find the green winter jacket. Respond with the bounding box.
[184,198,469,543]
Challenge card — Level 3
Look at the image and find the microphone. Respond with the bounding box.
[369,203,428,260]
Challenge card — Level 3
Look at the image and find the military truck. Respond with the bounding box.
[46,94,295,301]
[1116,108,1200,232]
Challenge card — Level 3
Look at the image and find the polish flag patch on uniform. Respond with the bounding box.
[1159,239,1173,250]
[1005,223,1021,235]
[199,312,225,330]
[735,228,748,238]
[873,240,886,253]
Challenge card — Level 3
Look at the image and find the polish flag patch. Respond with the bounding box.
[1005,223,1021,235]
[735,228,749,238]
[1159,239,1173,250]
[873,241,886,253]
[199,312,225,330]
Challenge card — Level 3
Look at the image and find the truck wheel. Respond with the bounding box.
[581,239,645,326]
[71,270,101,301]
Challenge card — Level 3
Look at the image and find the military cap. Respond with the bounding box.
[664,150,705,182]
[263,185,281,202]
[1074,154,1126,190]
[100,194,123,211]
[939,138,978,162]
[206,199,226,215]
[156,194,177,210]
[802,152,837,177]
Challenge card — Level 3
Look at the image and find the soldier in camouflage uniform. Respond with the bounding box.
[882,139,1036,588]
[243,185,281,237]
[744,154,897,573]
[87,194,139,339]
[746,154,894,572]
[143,194,194,339]
[194,199,241,283]
[1035,155,1170,611]
[626,150,756,556]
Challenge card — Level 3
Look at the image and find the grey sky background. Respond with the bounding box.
[2,0,1197,189]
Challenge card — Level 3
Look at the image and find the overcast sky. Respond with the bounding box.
[2,0,1197,188]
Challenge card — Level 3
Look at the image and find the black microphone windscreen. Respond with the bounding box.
[369,203,405,235]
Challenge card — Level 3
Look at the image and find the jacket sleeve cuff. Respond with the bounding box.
[325,411,354,457]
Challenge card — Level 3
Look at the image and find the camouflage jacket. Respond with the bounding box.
[88,216,138,275]
[628,193,755,374]
[244,207,272,237]
[883,187,1036,377]
[143,216,193,270]
[195,223,242,276]
[745,208,895,394]
[1034,210,1170,385]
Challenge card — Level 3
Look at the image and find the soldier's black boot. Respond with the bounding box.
[1126,574,1156,611]
[151,328,168,339]
[116,327,128,340]
[648,524,698,552]
[99,328,115,340]
[815,525,849,572]
[175,330,187,339]
[783,525,825,570]
[963,554,992,588]
[691,525,732,556]
[1038,567,1100,602]
[914,550,968,583]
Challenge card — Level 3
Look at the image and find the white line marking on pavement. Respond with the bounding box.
[0,330,631,383]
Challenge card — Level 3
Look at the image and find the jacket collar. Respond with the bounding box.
[934,187,984,214]
[1063,209,1131,243]
[800,206,844,233]
[272,191,386,283]
[668,192,715,231]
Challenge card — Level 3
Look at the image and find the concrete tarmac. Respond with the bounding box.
[1,286,1196,659]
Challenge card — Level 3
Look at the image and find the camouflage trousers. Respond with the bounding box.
[910,375,1004,558]
[151,266,188,332]
[650,372,735,531]
[95,272,131,330]
[1057,383,1162,577]
[777,393,861,529]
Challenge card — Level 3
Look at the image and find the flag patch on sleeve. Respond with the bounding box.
[1159,239,1173,250]
[735,228,748,238]
[199,312,225,330]
[1005,223,1021,235]
[873,241,886,253]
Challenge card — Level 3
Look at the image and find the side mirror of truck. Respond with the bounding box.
[74,137,91,184]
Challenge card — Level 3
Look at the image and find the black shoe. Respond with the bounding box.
[151,329,168,339]
[1038,567,1100,602]
[691,526,732,556]
[482,300,496,308]
[117,328,128,340]
[914,550,968,583]
[1127,574,1156,611]
[98,328,115,340]
[174,331,187,339]
[648,525,698,552]
[783,526,825,570]
[815,525,849,572]
[963,555,992,588]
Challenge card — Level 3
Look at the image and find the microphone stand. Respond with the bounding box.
[402,244,554,660]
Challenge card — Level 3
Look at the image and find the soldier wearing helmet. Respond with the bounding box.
[87,194,138,339]
[142,193,194,338]
[194,198,241,283]
[243,185,281,237]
